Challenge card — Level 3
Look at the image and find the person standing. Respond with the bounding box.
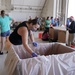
[42,17,51,41]
[54,18,58,27]
[45,16,51,32]
[0,10,14,55]
[67,16,75,46]
[51,16,54,26]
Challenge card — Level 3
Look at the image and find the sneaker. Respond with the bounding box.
[0,51,3,55]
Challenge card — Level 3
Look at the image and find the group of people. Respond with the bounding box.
[42,16,59,41]
[44,16,59,32]
[42,16,75,46]
[0,10,75,56]
[0,10,40,57]
[45,16,59,28]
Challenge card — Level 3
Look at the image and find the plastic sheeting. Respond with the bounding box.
[20,52,75,75]
[5,43,75,75]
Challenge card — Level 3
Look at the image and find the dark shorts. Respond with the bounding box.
[1,30,10,37]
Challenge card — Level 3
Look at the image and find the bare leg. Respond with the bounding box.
[1,37,6,52]
[6,36,9,42]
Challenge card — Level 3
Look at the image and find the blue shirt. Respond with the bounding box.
[51,18,54,25]
[0,16,12,33]
[66,19,70,27]
[54,21,58,26]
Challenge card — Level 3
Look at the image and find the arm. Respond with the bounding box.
[11,19,14,24]
[67,27,71,30]
[30,30,38,47]
[18,27,34,55]
[8,16,14,24]
[30,30,35,42]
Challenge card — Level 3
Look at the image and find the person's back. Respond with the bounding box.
[45,19,51,28]
[0,15,12,33]
[9,19,40,57]
[69,21,75,33]
[9,21,30,45]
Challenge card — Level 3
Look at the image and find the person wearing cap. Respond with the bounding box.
[66,16,75,46]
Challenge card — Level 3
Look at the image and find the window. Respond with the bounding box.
[68,0,75,17]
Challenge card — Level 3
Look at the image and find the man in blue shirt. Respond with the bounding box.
[51,16,54,25]
[0,10,14,55]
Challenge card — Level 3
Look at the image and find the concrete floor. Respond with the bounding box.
[0,54,7,75]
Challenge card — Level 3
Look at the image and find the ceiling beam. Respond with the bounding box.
[40,0,48,16]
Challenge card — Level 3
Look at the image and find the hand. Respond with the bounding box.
[32,52,38,57]
[67,28,71,30]
[32,42,38,47]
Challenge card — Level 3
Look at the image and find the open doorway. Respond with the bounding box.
[68,0,75,17]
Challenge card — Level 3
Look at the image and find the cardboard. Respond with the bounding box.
[58,30,66,43]
[49,27,58,41]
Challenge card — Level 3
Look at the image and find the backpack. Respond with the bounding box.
[42,31,49,41]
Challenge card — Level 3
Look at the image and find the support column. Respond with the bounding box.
[53,0,56,18]
[65,0,69,25]
[60,0,69,25]
[56,0,69,25]
[56,0,60,17]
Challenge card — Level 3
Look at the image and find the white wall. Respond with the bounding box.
[68,0,75,18]
[42,0,57,18]
[9,11,40,21]
[0,0,68,24]
[0,0,46,21]
[11,0,45,7]
[10,0,46,21]
[0,0,12,12]
[42,0,54,18]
